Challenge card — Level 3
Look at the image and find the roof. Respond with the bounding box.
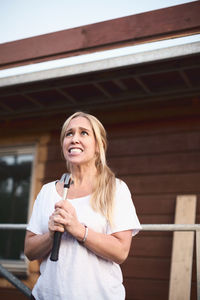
[0,1,199,122]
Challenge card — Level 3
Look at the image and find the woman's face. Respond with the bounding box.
[62,116,97,167]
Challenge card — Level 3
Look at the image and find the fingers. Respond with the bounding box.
[48,208,74,233]
[49,201,78,237]
[54,207,66,219]
[53,210,69,227]
[54,200,77,224]
[48,214,65,236]
[55,200,74,214]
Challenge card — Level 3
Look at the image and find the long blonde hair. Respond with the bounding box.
[60,111,116,225]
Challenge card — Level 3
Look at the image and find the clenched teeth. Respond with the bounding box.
[69,148,83,154]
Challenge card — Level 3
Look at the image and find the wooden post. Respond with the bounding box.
[169,195,197,300]
[196,230,200,300]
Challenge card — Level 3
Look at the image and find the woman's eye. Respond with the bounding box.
[66,132,72,137]
[81,131,88,136]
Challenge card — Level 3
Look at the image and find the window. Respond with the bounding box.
[0,146,35,274]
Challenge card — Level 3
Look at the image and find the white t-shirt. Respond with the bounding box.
[27,178,141,300]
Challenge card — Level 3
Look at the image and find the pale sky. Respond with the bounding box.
[0,0,196,44]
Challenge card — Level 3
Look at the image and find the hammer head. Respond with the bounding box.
[60,173,71,188]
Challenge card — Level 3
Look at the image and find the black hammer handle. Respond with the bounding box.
[50,174,71,261]
[50,231,63,261]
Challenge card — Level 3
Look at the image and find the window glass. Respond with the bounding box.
[0,148,34,261]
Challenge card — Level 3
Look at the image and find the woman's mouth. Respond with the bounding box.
[68,148,83,154]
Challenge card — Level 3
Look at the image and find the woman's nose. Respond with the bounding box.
[71,133,79,143]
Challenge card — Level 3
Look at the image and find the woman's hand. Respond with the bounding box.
[48,200,133,265]
[48,200,85,241]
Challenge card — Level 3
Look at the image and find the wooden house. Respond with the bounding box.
[0,2,200,299]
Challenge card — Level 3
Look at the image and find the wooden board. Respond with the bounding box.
[1,2,199,67]
[124,278,198,300]
[169,195,197,300]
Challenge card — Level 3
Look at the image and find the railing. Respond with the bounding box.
[0,223,200,299]
[0,263,32,298]
[0,224,31,298]
[143,224,200,300]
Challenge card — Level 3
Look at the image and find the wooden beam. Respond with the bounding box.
[0,2,199,67]
[196,230,200,300]
[94,83,112,99]
[179,70,193,89]
[134,76,152,94]
[56,88,77,104]
[169,195,197,300]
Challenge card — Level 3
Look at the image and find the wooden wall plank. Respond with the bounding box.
[133,194,176,214]
[124,278,169,300]
[134,194,200,215]
[0,288,27,300]
[107,131,200,157]
[124,173,200,194]
[130,235,172,257]
[109,152,200,175]
[196,230,200,300]
[138,215,174,224]
[124,278,198,300]
[122,256,170,279]
[169,195,197,300]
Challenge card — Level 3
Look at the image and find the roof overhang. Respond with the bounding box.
[0,34,200,88]
[0,2,199,122]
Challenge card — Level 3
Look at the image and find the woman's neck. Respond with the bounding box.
[70,164,97,188]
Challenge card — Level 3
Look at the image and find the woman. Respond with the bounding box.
[24,111,141,300]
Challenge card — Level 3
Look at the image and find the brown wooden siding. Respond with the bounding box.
[37,114,200,300]
[0,108,199,299]
[0,288,28,300]
[107,120,200,300]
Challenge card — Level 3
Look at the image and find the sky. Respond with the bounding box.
[0,0,196,44]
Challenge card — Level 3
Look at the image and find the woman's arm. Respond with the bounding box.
[24,230,53,261]
[83,228,132,264]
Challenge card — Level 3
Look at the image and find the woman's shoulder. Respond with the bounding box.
[115,178,131,195]
[39,181,56,195]
[115,177,128,188]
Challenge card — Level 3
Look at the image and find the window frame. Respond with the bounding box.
[0,144,36,275]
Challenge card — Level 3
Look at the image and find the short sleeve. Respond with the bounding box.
[26,187,44,235]
[107,179,141,236]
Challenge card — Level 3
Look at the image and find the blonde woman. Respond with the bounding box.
[24,111,141,300]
